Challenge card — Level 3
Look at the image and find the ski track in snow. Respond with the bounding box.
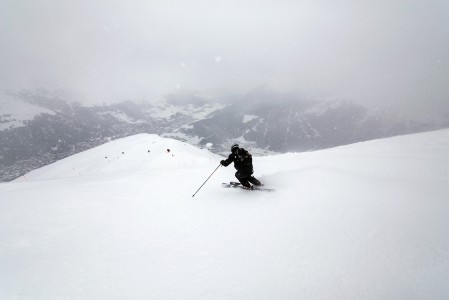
[1,130,449,299]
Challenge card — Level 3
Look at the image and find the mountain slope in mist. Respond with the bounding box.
[3,89,447,182]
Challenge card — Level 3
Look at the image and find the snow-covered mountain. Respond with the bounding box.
[1,129,448,299]
[180,88,449,154]
[0,94,56,130]
[0,91,224,181]
[1,89,447,182]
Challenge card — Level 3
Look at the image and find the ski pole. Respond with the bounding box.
[192,163,221,197]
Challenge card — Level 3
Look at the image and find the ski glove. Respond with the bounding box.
[220,160,226,166]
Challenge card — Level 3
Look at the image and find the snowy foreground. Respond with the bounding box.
[1,130,449,299]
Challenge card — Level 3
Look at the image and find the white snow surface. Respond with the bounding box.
[1,130,449,299]
[143,101,225,120]
[97,111,146,124]
[0,96,55,130]
[242,114,258,123]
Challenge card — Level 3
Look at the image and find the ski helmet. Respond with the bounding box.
[231,143,239,153]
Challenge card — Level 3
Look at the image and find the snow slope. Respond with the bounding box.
[1,130,449,299]
[0,95,55,130]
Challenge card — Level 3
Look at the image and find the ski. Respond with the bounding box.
[221,182,274,192]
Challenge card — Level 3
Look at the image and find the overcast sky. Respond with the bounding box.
[0,0,448,115]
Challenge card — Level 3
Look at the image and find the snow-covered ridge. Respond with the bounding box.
[144,101,225,120]
[0,96,55,130]
[1,129,448,299]
[22,133,220,181]
[97,111,146,124]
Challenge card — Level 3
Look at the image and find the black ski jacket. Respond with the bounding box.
[221,148,253,174]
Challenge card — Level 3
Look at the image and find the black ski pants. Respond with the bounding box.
[235,170,261,188]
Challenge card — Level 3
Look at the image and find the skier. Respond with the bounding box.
[220,143,262,189]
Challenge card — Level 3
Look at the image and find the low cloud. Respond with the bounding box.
[1,0,448,115]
